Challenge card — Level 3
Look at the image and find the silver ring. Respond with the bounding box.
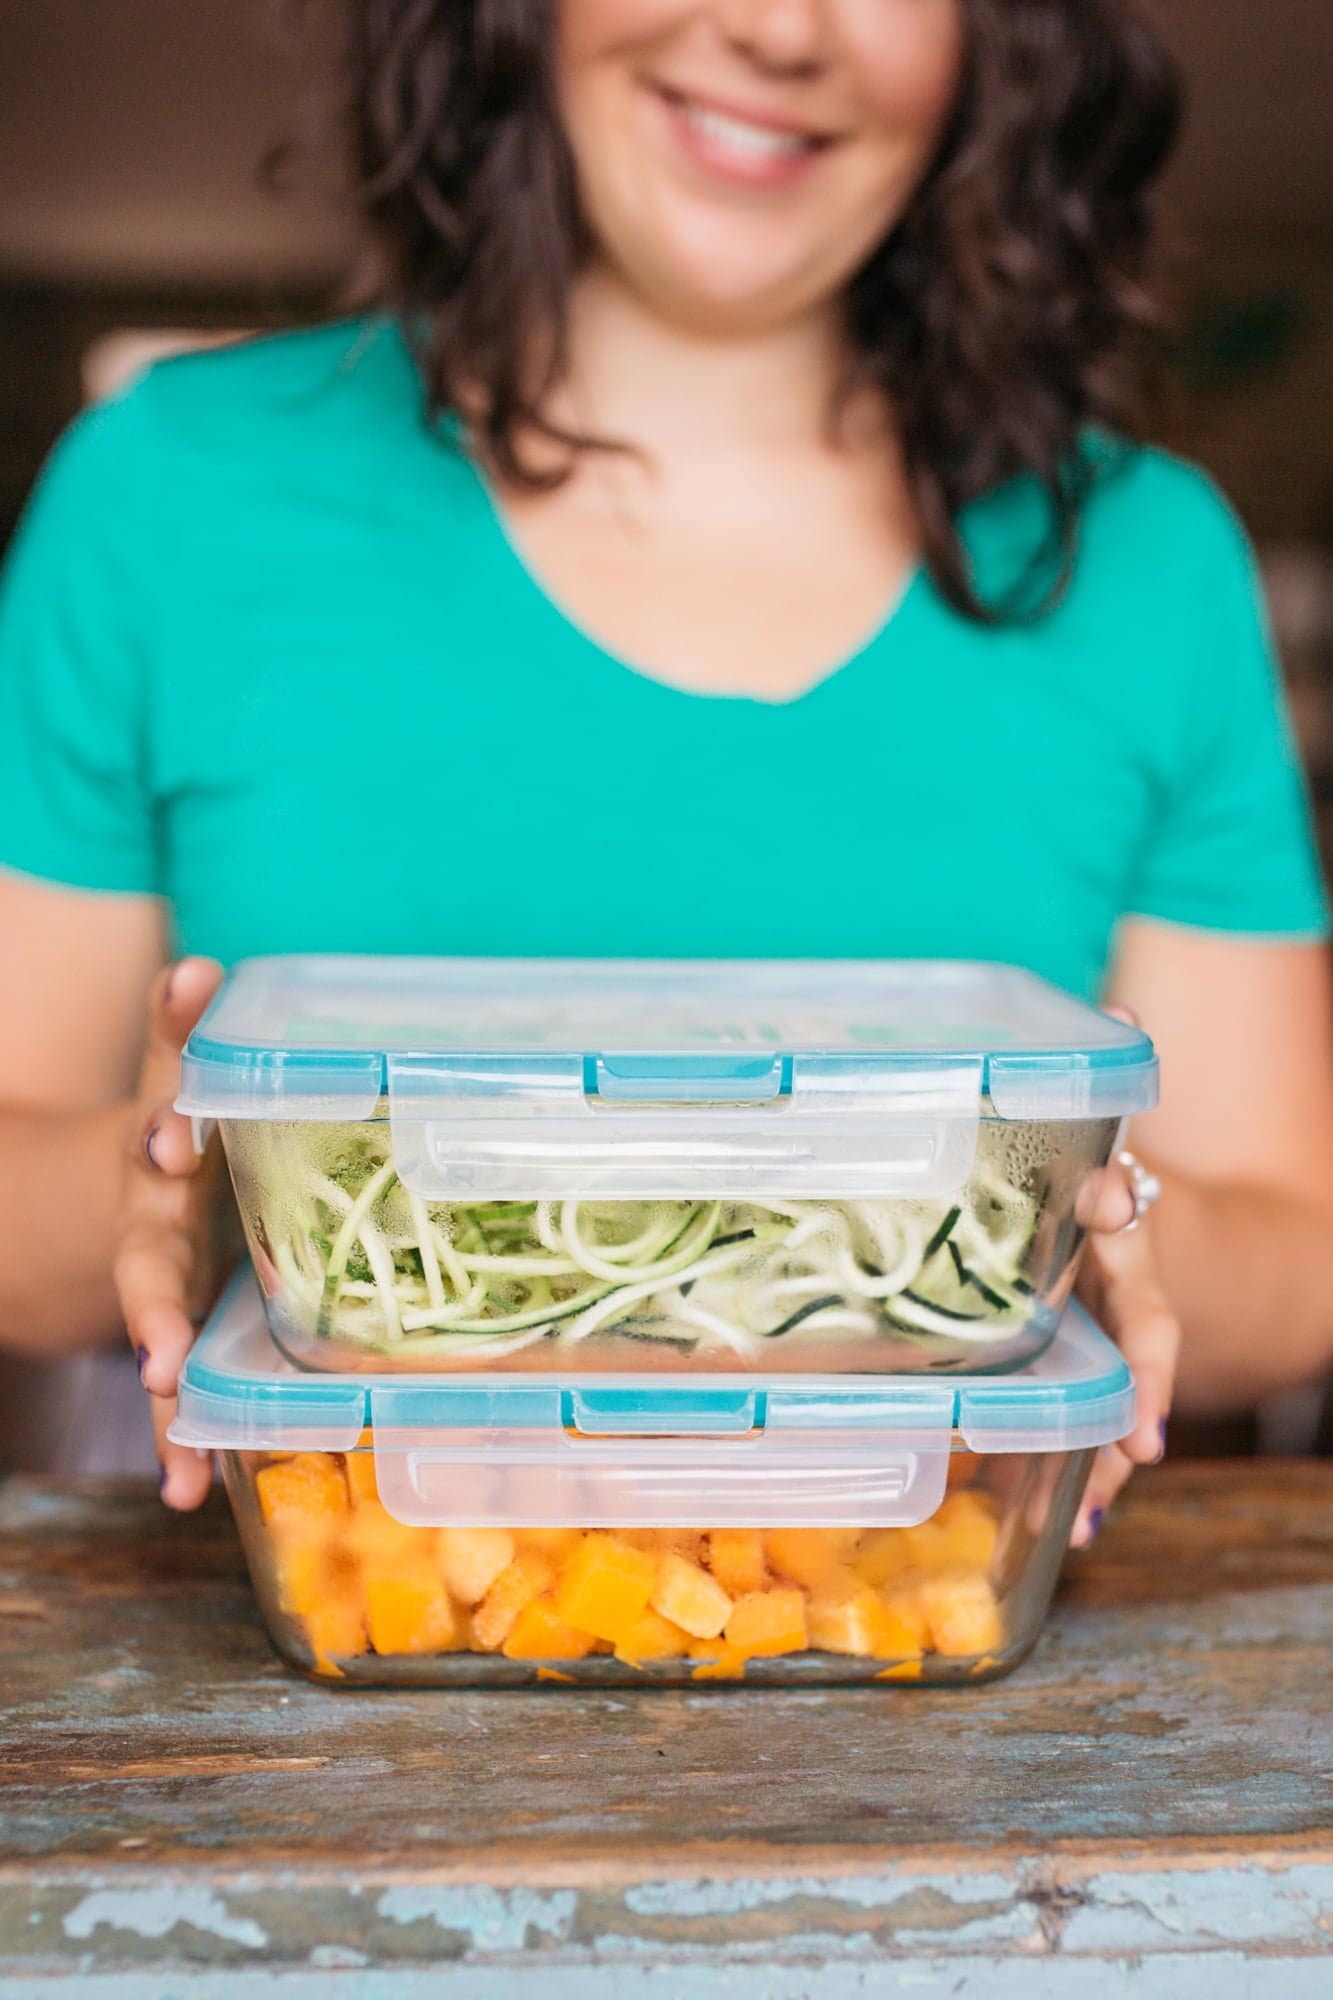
[1117,1150,1162,1231]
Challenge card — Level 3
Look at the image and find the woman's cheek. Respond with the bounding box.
[558,0,690,65]
[847,0,965,142]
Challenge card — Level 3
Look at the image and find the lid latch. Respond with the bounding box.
[560,1386,767,1437]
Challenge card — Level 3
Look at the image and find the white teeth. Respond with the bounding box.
[677,100,811,161]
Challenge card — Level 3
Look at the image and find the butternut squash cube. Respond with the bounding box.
[917,1572,1004,1658]
[853,1529,913,1589]
[342,1451,380,1507]
[502,1595,596,1662]
[302,1595,368,1673]
[764,1529,857,1593]
[256,1453,348,1530]
[936,1491,999,1571]
[651,1552,733,1640]
[348,1497,438,1574]
[471,1549,555,1650]
[270,1538,331,1619]
[553,1533,658,1642]
[808,1584,921,1660]
[880,1584,931,1651]
[705,1529,767,1596]
[614,1608,690,1665]
[439,1528,516,1606]
[516,1528,583,1561]
[366,1574,457,1656]
[724,1587,809,1659]
[896,1520,955,1573]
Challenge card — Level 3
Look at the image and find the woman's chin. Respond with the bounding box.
[623,249,832,339]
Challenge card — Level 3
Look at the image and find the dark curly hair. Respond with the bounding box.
[340,0,1181,621]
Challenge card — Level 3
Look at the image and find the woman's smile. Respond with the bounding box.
[647,78,840,190]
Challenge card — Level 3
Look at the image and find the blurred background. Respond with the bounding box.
[0,2,1330,1455]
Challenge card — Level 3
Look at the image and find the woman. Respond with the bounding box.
[1,2,1330,1520]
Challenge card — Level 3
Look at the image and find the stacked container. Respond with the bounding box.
[174,956,1156,1685]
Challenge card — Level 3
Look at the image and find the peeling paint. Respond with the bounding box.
[624,1868,1019,1920]
[1057,1861,1333,1952]
[374,1885,577,1952]
[61,1887,268,1950]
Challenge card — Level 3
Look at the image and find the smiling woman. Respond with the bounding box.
[0,0,1330,1514]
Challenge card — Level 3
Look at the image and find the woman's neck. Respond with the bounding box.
[554,260,855,458]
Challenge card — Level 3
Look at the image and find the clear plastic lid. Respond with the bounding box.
[178,956,1157,1202]
[172,1272,1133,1529]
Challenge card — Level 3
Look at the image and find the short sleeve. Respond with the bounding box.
[0,388,160,895]
[1128,484,1329,938]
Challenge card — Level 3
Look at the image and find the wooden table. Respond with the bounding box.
[1,1463,1330,1996]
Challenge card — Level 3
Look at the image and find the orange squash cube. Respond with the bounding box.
[553,1533,658,1643]
[690,1646,747,1681]
[614,1608,690,1665]
[270,1538,332,1619]
[348,1497,439,1575]
[705,1529,767,1596]
[342,1451,380,1507]
[651,1552,733,1640]
[502,1595,596,1662]
[302,1595,368,1673]
[880,1584,931,1650]
[724,1587,809,1659]
[936,1492,999,1571]
[764,1529,857,1594]
[808,1584,922,1660]
[516,1528,582,1561]
[256,1453,348,1531]
[439,1528,516,1606]
[366,1574,457,1656]
[626,1528,705,1562]
[896,1520,957,1573]
[917,1572,1004,1658]
[853,1529,913,1589]
[472,1549,555,1650]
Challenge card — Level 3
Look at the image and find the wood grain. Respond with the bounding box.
[0,1463,1329,1990]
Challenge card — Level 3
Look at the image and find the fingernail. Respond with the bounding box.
[135,1346,148,1382]
[1088,1507,1104,1542]
[158,1467,169,1495]
[144,1126,161,1169]
[1155,1417,1168,1463]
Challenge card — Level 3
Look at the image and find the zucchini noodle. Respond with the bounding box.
[241,1123,1056,1360]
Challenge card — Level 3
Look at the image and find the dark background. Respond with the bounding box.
[0,2,1330,1456]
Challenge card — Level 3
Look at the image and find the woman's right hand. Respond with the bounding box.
[113,957,229,1510]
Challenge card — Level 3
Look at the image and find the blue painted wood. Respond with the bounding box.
[0,1463,1330,1992]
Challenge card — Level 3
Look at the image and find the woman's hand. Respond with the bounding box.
[113,957,232,1511]
[1069,1157,1181,1546]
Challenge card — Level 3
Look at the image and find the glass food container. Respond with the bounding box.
[172,1271,1135,1687]
[177,956,1157,1377]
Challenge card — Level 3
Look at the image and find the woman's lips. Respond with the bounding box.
[650,83,837,189]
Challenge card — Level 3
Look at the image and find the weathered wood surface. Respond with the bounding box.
[0,1463,1330,1994]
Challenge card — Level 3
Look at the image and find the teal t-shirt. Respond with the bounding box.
[0,320,1326,998]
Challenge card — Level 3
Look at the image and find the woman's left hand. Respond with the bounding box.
[1068,1157,1181,1545]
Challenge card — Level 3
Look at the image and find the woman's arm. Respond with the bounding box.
[1107,916,1333,1414]
[0,868,162,1353]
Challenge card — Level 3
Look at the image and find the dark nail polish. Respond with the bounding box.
[1155,1417,1168,1463]
[158,1467,168,1494]
[144,1126,161,1169]
[1088,1507,1103,1541]
[135,1346,148,1382]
